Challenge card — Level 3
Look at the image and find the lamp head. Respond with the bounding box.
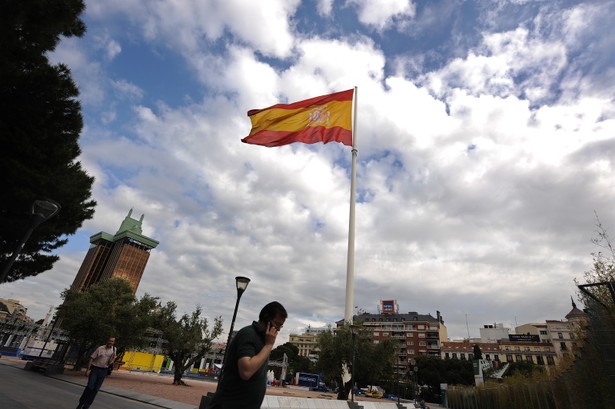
[31,199,61,227]
[235,276,250,295]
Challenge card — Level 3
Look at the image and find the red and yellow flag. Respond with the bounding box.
[241,89,354,147]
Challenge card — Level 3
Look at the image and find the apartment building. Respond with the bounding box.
[336,299,448,374]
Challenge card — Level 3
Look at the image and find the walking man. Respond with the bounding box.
[76,336,116,409]
[208,301,287,409]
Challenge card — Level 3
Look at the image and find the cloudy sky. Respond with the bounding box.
[3,0,615,342]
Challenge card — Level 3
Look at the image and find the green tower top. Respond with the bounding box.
[89,209,159,249]
[116,208,144,234]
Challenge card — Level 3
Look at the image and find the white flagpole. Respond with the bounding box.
[344,86,358,324]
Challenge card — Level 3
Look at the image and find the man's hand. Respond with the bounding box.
[84,369,90,377]
[265,321,279,346]
[237,321,279,380]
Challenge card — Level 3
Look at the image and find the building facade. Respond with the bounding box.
[338,300,448,374]
[479,323,510,343]
[0,298,31,322]
[288,326,327,361]
[440,340,502,362]
[70,209,159,294]
[499,335,558,367]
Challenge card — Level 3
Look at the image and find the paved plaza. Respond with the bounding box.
[1,356,440,409]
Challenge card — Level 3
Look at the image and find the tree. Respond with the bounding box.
[411,356,474,401]
[0,0,95,283]
[153,301,223,385]
[316,324,397,400]
[473,344,482,360]
[503,361,546,383]
[576,214,615,307]
[565,215,615,408]
[57,278,159,370]
[270,342,314,382]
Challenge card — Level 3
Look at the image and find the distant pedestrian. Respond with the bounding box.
[208,301,287,409]
[76,336,116,409]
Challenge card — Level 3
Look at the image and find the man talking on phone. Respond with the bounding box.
[208,301,287,409]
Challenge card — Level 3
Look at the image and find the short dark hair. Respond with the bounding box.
[259,301,287,322]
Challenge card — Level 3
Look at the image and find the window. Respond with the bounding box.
[445,352,450,358]
[374,332,379,336]
[506,354,513,362]
[514,346,520,351]
[485,354,490,360]
[418,325,425,330]
[418,333,426,338]
[560,342,567,351]
[525,356,533,363]
[419,341,426,347]
[536,356,544,365]
[540,330,547,335]
[383,332,389,336]
[524,347,530,352]
[558,332,564,340]
[515,354,522,362]
[494,355,500,361]
[408,341,414,346]
[547,356,555,365]
[452,353,457,359]
[460,354,466,360]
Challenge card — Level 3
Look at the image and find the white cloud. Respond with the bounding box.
[111,79,144,101]
[421,27,567,103]
[317,0,335,17]
[105,39,122,60]
[348,0,416,31]
[86,0,299,58]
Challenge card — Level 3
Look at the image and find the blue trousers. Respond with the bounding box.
[78,366,108,408]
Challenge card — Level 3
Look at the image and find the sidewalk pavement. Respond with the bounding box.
[2,356,444,409]
[0,356,195,409]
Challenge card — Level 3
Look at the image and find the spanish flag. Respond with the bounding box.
[241,89,354,147]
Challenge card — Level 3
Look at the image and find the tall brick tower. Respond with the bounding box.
[71,209,159,294]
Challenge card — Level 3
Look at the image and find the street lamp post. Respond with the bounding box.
[0,199,61,283]
[397,356,401,405]
[410,358,416,402]
[350,324,356,403]
[217,276,250,388]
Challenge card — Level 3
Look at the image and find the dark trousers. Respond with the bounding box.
[78,366,108,408]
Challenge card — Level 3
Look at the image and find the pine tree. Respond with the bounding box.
[0,0,95,282]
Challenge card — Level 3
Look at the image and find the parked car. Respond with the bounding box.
[365,385,385,398]
[315,383,330,392]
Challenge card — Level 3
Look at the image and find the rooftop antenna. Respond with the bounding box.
[465,314,470,339]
